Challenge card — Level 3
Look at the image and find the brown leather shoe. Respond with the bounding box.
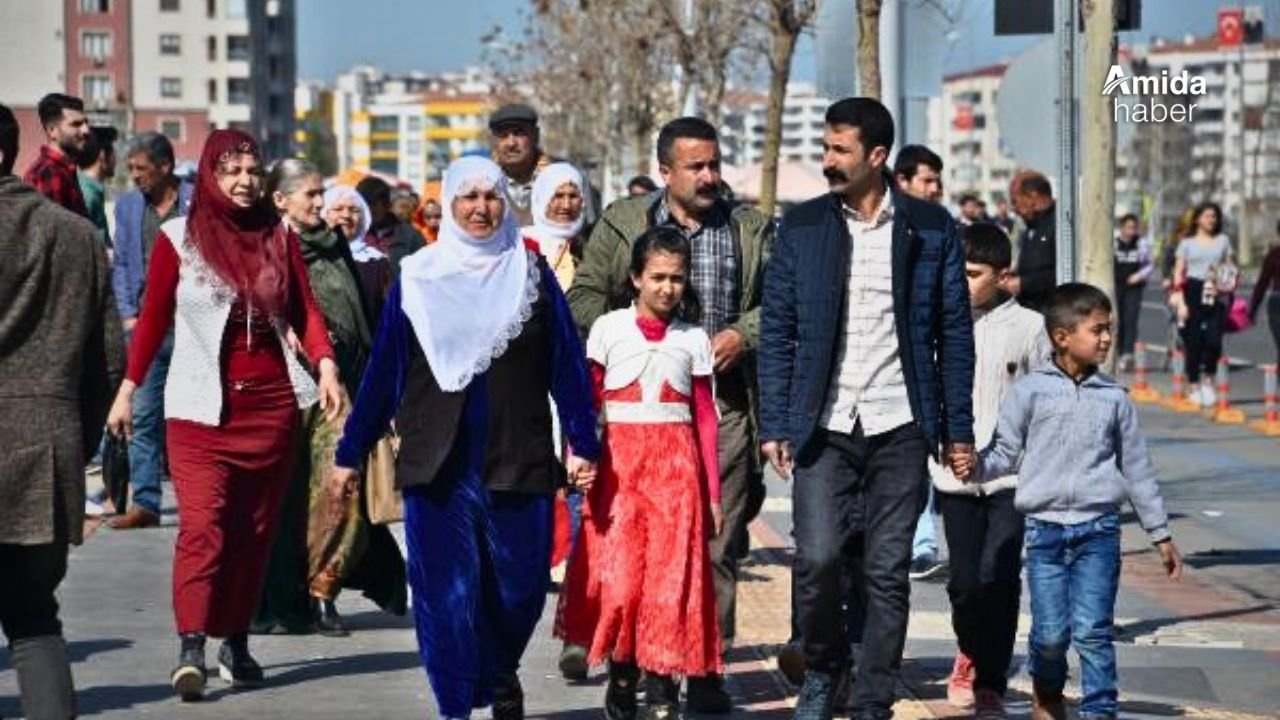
[109,507,160,529]
[1031,685,1067,720]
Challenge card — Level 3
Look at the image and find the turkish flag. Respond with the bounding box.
[1218,8,1244,46]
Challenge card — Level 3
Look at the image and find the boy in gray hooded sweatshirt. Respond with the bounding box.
[973,283,1182,720]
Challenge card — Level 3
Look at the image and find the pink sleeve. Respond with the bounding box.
[125,235,179,384]
[692,375,721,504]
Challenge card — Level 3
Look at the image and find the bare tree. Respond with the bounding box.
[857,0,884,100]
[656,0,756,124]
[748,0,818,217]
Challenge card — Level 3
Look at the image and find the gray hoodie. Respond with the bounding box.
[979,361,1171,543]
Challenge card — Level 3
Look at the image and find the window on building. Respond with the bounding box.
[227,35,251,61]
[371,140,399,153]
[207,78,218,103]
[160,119,184,140]
[371,158,399,176]
[227,78,251,105]
[206,0,216,17]
[160,0,180,11]
[160,34,181,56]
[79,0,110,12]
[82,75,113,103]
[226,0,246,18]
[161,77,183,98]
[269,56,280,80]
[371,116,399,133]
[407,140,422,155]
[207,35,216,61]
[268,93,281,116]
[81,32,112,60]
[407,116,422,132]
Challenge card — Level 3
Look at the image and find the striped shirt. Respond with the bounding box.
[821,191,914,436]
[656,198,740,337]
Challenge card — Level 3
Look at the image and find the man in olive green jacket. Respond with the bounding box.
[567,117,772,712]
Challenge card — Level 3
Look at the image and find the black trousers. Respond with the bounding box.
[1180,278,1226,384]
[793,422,928,720]
[1115,280,1146,358]
[0,543,68,643]
[936,491,1023,695]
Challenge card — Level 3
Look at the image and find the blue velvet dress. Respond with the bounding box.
[335,263,599,718]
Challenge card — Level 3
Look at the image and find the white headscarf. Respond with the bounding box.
[322,184,380,262]
[399,156,536,392]
[522,162,585,262]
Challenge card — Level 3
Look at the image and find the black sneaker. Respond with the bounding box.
[604,661,639,720]
[793,670,836,720]
[686,673,732,714]
[312,598,350,637]
[217,634,264,687]
[559,642,589,681]
[908,555,947,581]
[642,673,679,720]
[170,633,207,702]
[493,673,524,720]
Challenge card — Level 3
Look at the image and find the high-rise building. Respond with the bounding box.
[0,0,296,167]
[928,63,1019,207]
[720,83,831,169]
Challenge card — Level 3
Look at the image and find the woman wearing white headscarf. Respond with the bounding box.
[522,162,587,291]
[324,184,391,322]
[331,157,601,720]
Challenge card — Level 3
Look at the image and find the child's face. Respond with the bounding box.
[965,261,1006,309]
[631,250,687,319]
[1053,309,1113,367]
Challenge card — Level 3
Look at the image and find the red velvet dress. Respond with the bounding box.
[126,232,333,637]
[556,310,722,676]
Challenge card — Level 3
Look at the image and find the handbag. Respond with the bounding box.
[1225,295,1253,334]
[365,429,403,524]
[101,432,131,514]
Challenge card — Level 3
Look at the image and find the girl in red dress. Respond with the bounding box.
[557,225,723,720]
[107,130,342,701]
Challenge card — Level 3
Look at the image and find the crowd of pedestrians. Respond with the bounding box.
[3,85,1226,720]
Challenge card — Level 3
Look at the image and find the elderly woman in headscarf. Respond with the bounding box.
[106,130,343,701]
[251,159,406,637]
[324,184,392,321]
[332,156,600,720]
[522,162,588,291]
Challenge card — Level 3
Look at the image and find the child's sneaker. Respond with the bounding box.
[946,652,975,710]
[973,688,1007,719]
[1199,380,1217,407]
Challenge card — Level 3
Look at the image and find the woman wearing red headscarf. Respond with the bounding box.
[107,130,342,701]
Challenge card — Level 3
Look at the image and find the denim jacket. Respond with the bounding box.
[979,362,1171,543]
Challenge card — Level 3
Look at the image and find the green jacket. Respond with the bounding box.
[567,191,773,349]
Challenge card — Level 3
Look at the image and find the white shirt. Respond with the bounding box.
[820,191,914,437]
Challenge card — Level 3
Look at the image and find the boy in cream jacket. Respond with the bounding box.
[929,223,1051,718]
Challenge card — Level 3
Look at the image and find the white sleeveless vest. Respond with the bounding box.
[161,216,319,425]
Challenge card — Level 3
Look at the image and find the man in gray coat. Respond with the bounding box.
[0,102,125,719]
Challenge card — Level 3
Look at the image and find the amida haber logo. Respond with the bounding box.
[1104,65,1207,123]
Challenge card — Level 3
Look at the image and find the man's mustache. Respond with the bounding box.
[823,168,848,183]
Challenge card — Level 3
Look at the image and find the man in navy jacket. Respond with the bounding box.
[758,98,975,720]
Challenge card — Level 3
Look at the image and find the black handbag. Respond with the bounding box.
[101,433,131,513]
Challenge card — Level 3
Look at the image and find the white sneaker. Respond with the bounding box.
[84,499,106,517]
[1200,382,1217,407]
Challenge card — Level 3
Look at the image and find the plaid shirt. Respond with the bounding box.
[656,197,740,337]
[24,145,89,218]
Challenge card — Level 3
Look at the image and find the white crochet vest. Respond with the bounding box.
[161,216,319,425]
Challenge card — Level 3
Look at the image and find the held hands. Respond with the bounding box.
[945,443,976,482]
[761,440,794,480]
[317,358,344,424]
[565,455,598,492]
[1157,539,1183,581]
[106,381,138,441]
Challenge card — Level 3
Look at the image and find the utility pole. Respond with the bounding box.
[1081,0,1117,304]
[1054,0,1077,284]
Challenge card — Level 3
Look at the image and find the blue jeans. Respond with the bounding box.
[912,485,937,560]
[128,330,173,514]
[1025,514,1122,718]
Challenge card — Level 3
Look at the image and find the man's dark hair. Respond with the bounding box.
[626,225,702,324]
[0,103,18,176]
[128,131,175,169]
[961,222,1013,271]
[893,144,942,180]
[1119,213,1139,225]
[959,193,981,207]
[656,117,718,168]
[1019,173,1053,199]
[824,97,895,157]
[627,174,658,193]
[1193,201,1224,236]
[1045,282,1112,337]
[38,93,85,128]
[356,176,392,207]
[77,127,117,170]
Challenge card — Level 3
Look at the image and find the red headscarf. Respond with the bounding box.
[186,129,288,315]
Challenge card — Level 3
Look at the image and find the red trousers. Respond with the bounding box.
[167,339,299,637]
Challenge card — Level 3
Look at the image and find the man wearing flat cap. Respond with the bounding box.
[489,103,556,227]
